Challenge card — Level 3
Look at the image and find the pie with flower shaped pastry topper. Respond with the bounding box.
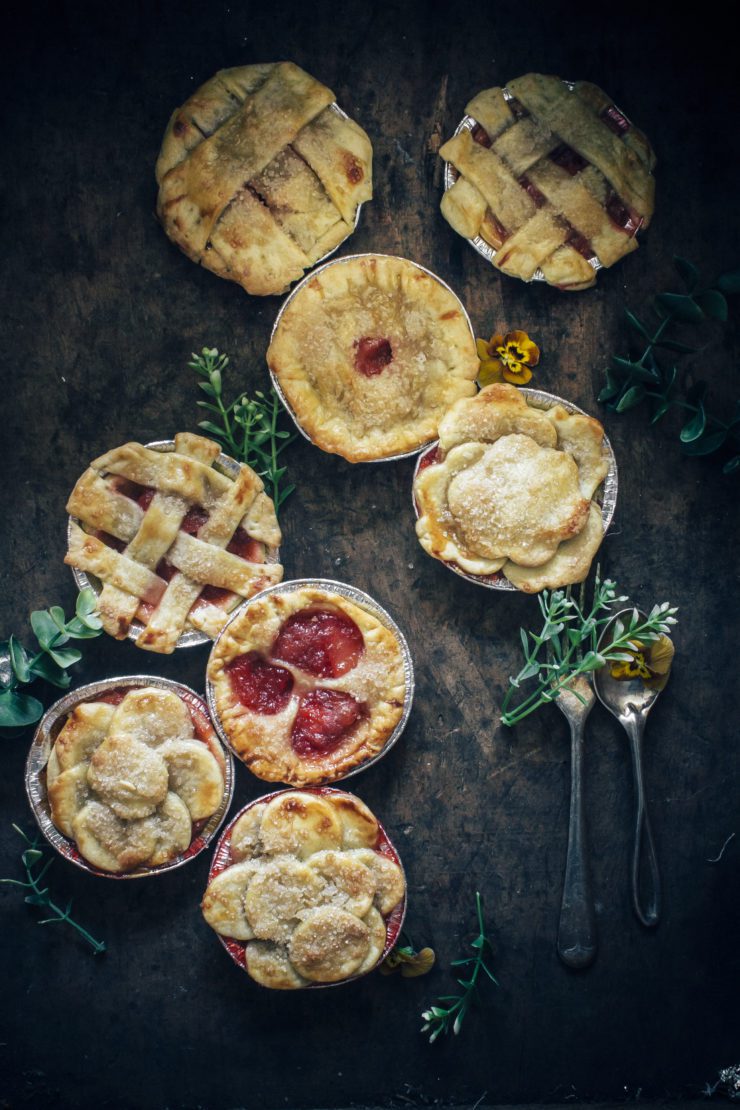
[207,586,408,784]
[65,433,283,654]
[439,74,655,290]
[413,383,610,592]
[267,254,479,461]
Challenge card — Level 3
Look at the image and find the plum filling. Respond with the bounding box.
[518,175,547,207]
[471,123,491,147]
[227,652,294,715]
[549,143,589,175]
[353,337,393,377]
[272,609,364,678]
[606,192,643,236]
[290,689,365,757]
[601,104,631,136]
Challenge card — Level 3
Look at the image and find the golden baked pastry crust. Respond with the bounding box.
[267,255,479,462]
[207,587,407,785]
[156,62,372,297]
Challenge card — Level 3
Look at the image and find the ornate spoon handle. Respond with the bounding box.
[557,719,597,968]
[624,714,661,927]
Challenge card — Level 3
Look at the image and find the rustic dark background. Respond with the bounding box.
[1,1,739,1108]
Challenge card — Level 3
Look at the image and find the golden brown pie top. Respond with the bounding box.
[207,586,408,785]
[439,74,656,290]
[202,790,405,988]
[414,383,610,592]
[156,62,372,296]
[267,254,479,461]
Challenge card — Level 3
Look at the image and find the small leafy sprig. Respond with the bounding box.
[189,347,297,515]
[501,576,678,727]
[421,892,498,1042]
[0,589,102,733]
[598,257,740,472]
[0,825,106,954]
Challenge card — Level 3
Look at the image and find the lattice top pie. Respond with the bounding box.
[65,433,283,654]
[207,585,408,784]
[439,74,656,290]
[267,254,479,461]
[202,789,405,988]
[414,384,610,592]
[156,62,372,296]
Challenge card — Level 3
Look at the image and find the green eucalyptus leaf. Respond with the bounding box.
[716,268,740,293]
[722,455,740,474]
[48,606,67,632]
[198,380,217,397]
[76,588,100,620]
[696,290,728,322]
[655,292,705,323]
[0,689,44,728]
[624,310,651,339]
[612,355,646,376]
[650,399,672,424]
[29,610,59,650]
[681,429,727,456]
[598,378,621,402]
[615,385,646,412]
[47,646,82,668]
[654,338,696,354]
[29,654,71,689]
[674,256,699,290]
[680,403,707,443]
[9,636,31,683]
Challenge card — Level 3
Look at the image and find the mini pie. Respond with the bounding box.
[207,586,407,784]
[439,73,656,290]
[267,254,479,461]
[65,432,283,654]
[156,62,372,297]
[202,790,405,988]
[414,383,610,592]
[46,686,226,873]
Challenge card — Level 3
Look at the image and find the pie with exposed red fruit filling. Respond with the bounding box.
[439,74,656,290]
[65,433,283,654]
[206,587,408,784]
[267,254,479,461]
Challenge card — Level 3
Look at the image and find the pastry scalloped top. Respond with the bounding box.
[202,790,405,988]
[156,62,372,296]
[439,74,656,290]
[207,586,407,784]
[46,686,226,873]
[267,254,479,461]
[414,384,610,592]
[65,433,283,654]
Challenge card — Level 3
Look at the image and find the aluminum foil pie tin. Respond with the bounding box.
[25,674,235,879]
[268,252,477,463]
[205,577,415,781]
[67,439,282,651]
[412,387,618,592]
[206,785,407,989]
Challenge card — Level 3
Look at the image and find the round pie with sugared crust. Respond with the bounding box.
[267,254,479,462]
[207,585,408,784]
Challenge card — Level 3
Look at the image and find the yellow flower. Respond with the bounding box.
[610,635,675,691]
[476,330,540,387]
[379,944,436,978]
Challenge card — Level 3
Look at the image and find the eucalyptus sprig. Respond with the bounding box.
[598,257,740,473]
[0,825,106,954]
[0,588,102,733]
[501,576,678,727]
[421,892,498,1042]
[189,347,297,515]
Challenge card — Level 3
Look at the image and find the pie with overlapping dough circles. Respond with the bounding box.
[207,586,408,785]
[156,62,372,297]
[439,74,655,290]
[414,383,610,592]
[201,789,406,989]
[46,685,227,873]
[267,254,479,461]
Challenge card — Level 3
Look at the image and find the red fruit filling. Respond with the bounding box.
[290,689,364,757]
[353,336,393,377]
[549,143,589,176]
[272,609,364,679]
[227,652,294,715]
[601,104,631,136]
[518,175,547,207]
[471,123,491,147]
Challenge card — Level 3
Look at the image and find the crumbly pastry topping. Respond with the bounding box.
[439,74,656,290]
[65,432,283,654]
[207,586,407,785]
[156,62,372,297]
[414,383,610,592]
[202,790,405,988]
[267,255,479,462]
[47,687,225,873]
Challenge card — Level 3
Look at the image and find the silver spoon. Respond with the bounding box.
[594,609,664,927]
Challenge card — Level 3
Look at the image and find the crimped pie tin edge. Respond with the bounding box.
[25,673,235,879]
[205,577,415,782]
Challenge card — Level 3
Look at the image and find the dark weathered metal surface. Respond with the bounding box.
[1,1,739,1108]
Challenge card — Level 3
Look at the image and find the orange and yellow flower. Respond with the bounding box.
[610,634,675,691]
[477,330,540,386]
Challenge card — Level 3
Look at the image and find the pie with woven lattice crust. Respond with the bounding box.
[156,62,372,297]
[202,790,405,988]
[414,384,610,591]
[439,74,656,290]
[267,254,479,461]
[47,686,226,873]
[207,586,407,784]
[65,433,283,654]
